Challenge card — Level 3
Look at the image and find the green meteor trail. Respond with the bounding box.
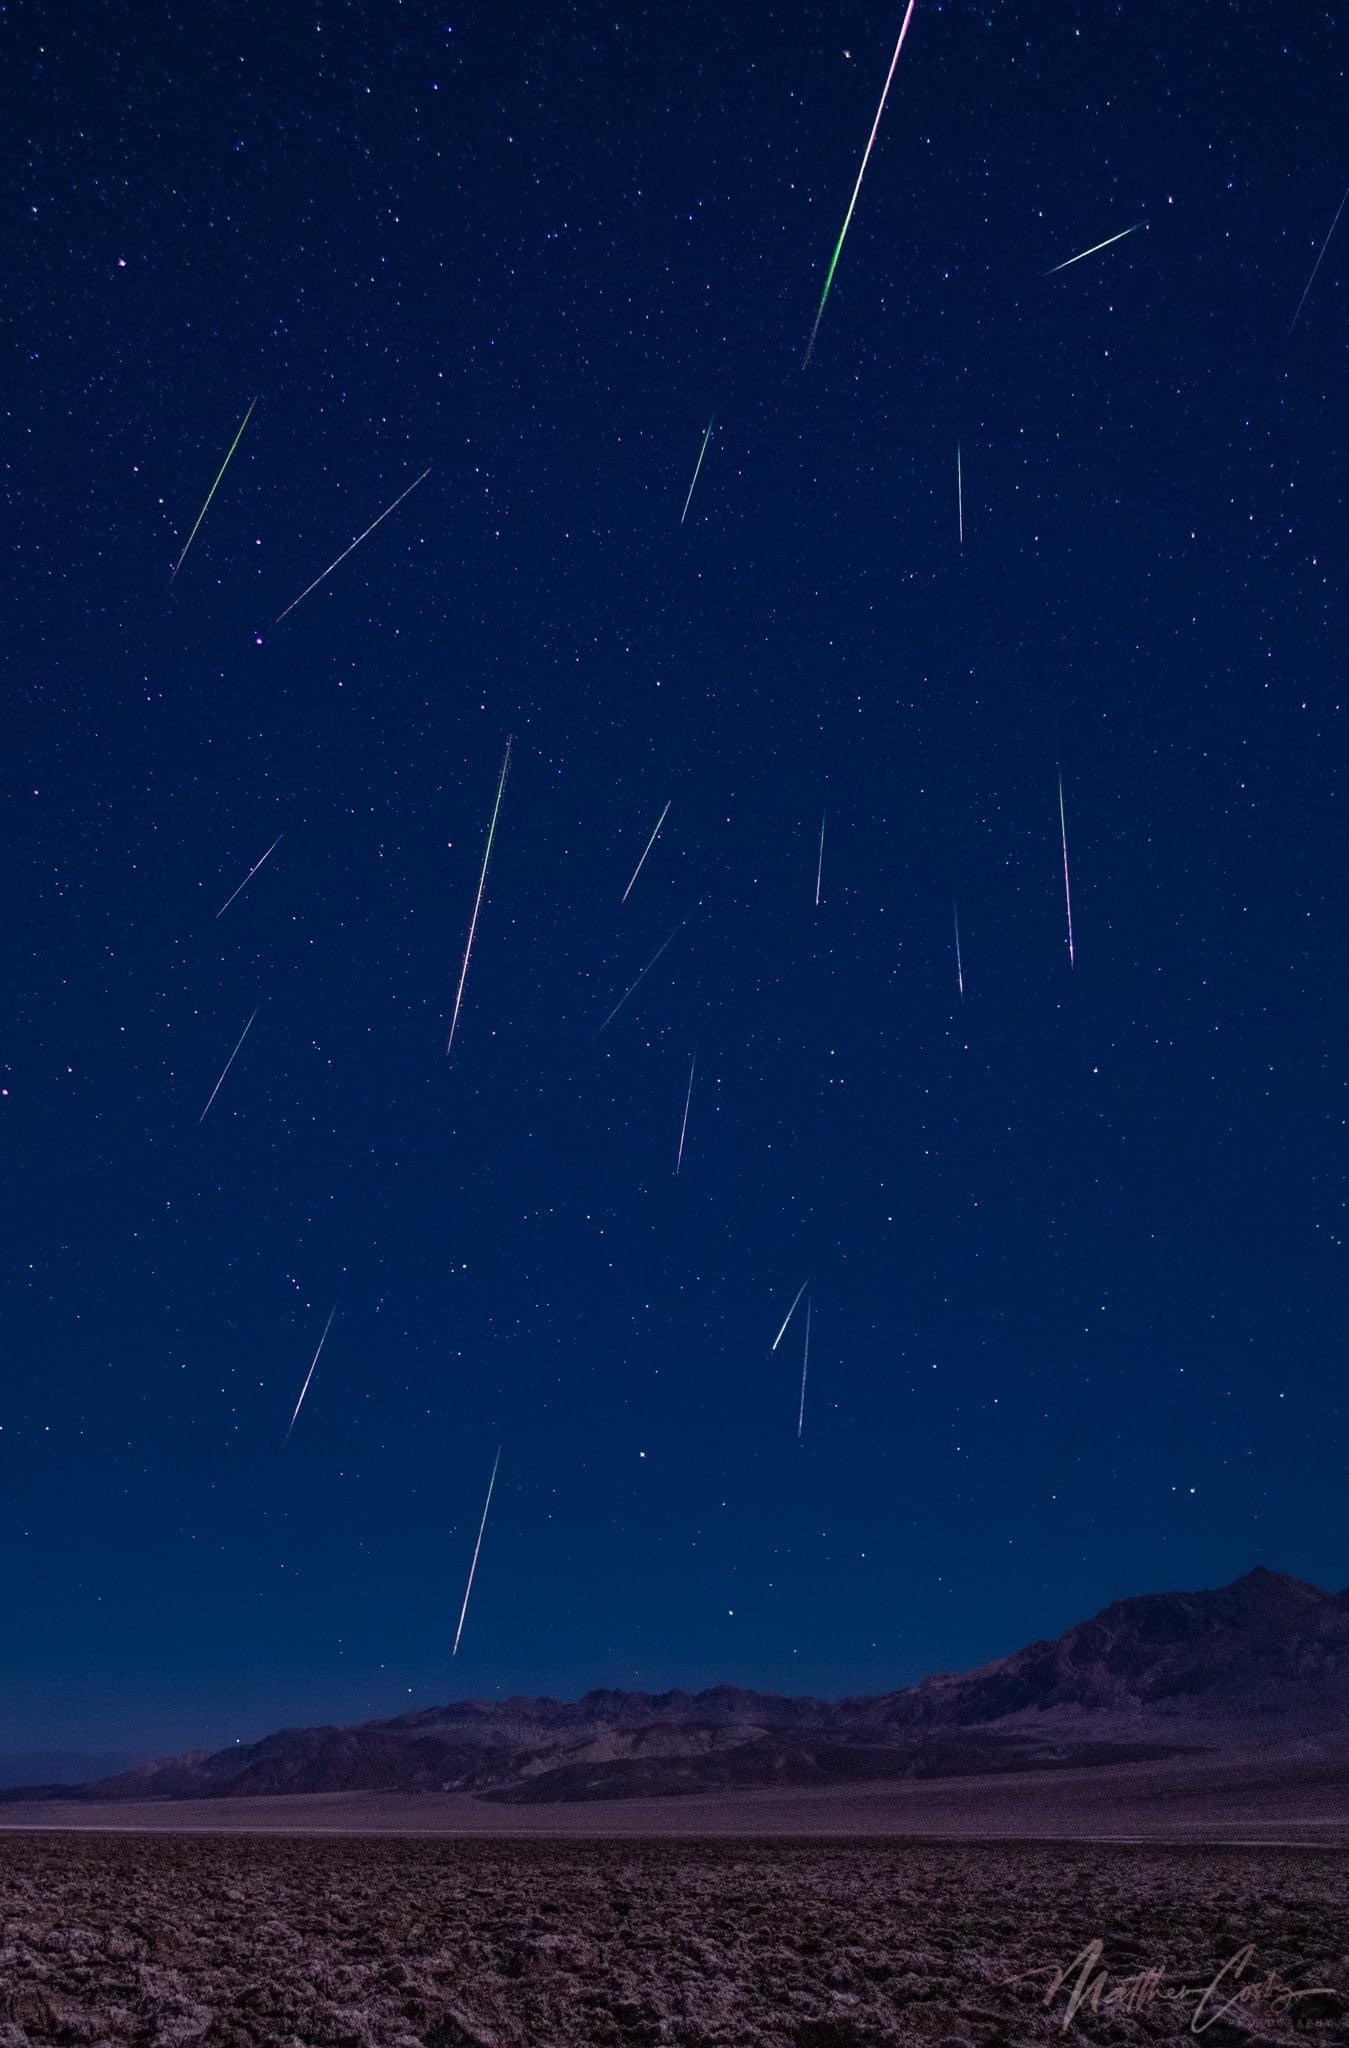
[171,397,256,579]
[802,0,917,369]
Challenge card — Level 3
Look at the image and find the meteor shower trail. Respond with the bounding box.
[275,466,431,623]
[597,912,692,1034]
[957,442,964,548]
[621,801,671,903]
[447,738,513,1056]
[198,1007,259,1123]
[453,1447,501,1657]
[1045,223,1145,275]
[797,1294,812,1440]
[803,0,918,368]
[1289,183,1349,333]
[772,1278,809,1353]
[680,418,715,525]
[815,811,826,907]
[675,1052,696,1175]
[171,397,256,580]
[1058,774,1076,968]
[954,903,964,998]
[284,1303,338,1444]
[216,834,282,919]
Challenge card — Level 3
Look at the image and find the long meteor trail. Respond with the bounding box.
[1045,223,1145,275]
[954,903,964,999]
[453,1446,501,1657]
[680,418,715,525]
[815,811,826,907]
[797,1293,812,1441]
[1058,774,1076,968]
[1289,183,1349,333]
[447,738,513,1056]
[597,911,691,1034]
[772,1278,809,1353]
[171,397,256,580]
[621,800,670,903]
[803,0,918,368]
[216,834,282,919]
[675,1051,696,1175]
[198,1007,259,1123]
[956,442,964,548]
[275,466,431,623]
[284,1302,338,1444]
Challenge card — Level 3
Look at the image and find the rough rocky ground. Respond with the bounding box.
[1,1833,1346,2047]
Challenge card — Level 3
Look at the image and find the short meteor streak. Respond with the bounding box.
[284,1302,338,1444]
[1045,223,1145,275]
[953,903,964,999]
[171,397,256,580]
[1058,774,1076,968]
[1289,183,1349,333]
[198,1006,259,1123]
[598,912,691,1034]
[275,465,431,623]
[216,834,283,919]
[675,1051,696,1175]
[680,417,715,525]
[797,1293,812,1441]
[956,442,964,548]
[447,738,513,1055]
[771,1278,809,1353]
[453,1446,501,1657]
[803,0,918,368]
[815,811,826,907]
[621,800,670,904]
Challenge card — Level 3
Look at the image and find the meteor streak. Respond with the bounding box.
[284,1302,338,1444]
[198,1007,259,1123]
[1058,773,1075,968]
[621,800,670,904]
[1045,223,1145,275]
[797,1293,811,1441]
[216,834,283,919]
[956,442,964,548]
[275,465,431,623]
[453,1446,501,1657]
[953,902,964,998]
[447,738,513,1055]
[771,1278,809,1353]
[815,811,826,907]
[171,397,256,580]
[675,1051,696,1175]
[803,0,918,368]
[680,417,715,525]
[597,911,692,1034]
[1289,183,1349,333]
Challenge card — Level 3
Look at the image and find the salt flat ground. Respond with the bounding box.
[1,1831,1347,2047]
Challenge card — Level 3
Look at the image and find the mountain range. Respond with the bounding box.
[12,1566,1348,1804]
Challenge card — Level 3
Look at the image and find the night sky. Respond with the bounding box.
[5,1,1345,1760]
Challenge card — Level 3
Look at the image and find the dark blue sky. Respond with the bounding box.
[5,0,1345,1756]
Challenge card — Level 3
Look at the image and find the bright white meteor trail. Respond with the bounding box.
[680,418,715,525]
[771,1278,809,1353]
[1289,183,1349,334]
[171,397,256,580]
[621,800,671,904]
[815,811,826,907]
[675,1051,696,1175]
[1058,773,1075,968]
[284,1302,338,1445]
[198,1006,259,1123]
[447,738,513,1056]
[803,0,918,369]
[1045,223,1145,276]
[597,911,692,1034]
[956,442,964,548]
[216,834,283,919]
[275,465,431,623]
[953,903,964,999]
[453,1446,501,1657]
[796,1293,812,1441]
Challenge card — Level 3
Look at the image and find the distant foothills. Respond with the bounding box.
[9,1568,1349,1805]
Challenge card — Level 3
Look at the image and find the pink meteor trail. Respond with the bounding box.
[284,1302,338,1444]
[453,1446,501,1657]
[675,1051,696,1175]
[216,834,283,919]
[447,739,513,1056]
[803,0,918,369]
[275,466,431,623]
[198,1007,259,1123]
[1058,774,1075,968]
